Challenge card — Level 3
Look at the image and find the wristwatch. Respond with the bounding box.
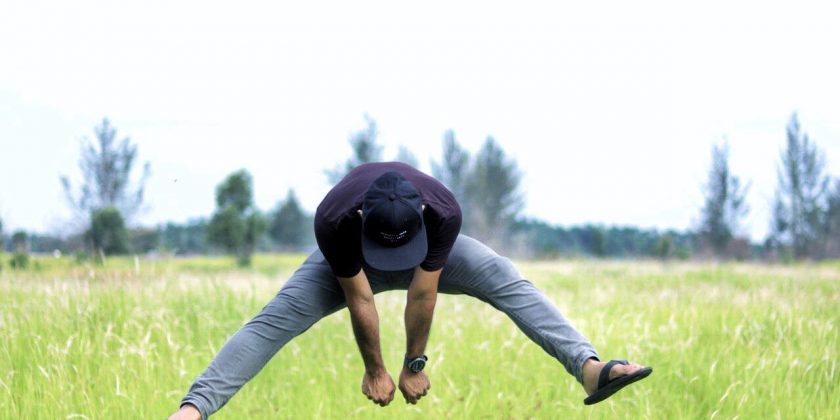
[404,355,428,373]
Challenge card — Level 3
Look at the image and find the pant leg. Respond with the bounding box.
[180,251,345,420]
[438,235,599,384]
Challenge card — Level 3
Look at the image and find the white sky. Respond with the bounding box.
[1,0,839,241]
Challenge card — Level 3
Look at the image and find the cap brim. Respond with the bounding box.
[361,223,427,271]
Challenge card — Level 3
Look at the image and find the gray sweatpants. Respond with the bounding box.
[180,235,598,419]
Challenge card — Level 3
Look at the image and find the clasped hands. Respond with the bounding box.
[361,367,430,406]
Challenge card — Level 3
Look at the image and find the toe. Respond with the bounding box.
[610,362,643,380]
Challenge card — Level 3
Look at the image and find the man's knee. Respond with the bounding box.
[453,255,524,294]
[244,288,336,340]
[469,252,522,284]
[444,236,512,274]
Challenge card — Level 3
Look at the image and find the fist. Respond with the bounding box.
[361,371,396,406]
[399,368,430,404]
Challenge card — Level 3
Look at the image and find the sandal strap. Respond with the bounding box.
[598,359,629,390]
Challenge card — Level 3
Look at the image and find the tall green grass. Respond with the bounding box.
[1,256,837,419]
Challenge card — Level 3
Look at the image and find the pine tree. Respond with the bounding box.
[61,118,150,223]
[326,115,382,184]
[395,146,419,168]
[698,142,750,257]
[768,113,830,259]
[823,180,840,257]
[431,130,470,206]
[269,189,311,249]
[465,137,524,245]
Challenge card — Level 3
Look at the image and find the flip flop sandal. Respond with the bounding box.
[583,359,653,405]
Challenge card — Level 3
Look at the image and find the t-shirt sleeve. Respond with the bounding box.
[419,206,462,272]
[314,215,364,278]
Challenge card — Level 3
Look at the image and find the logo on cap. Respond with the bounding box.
[360,170,428,271]
[380,230,408,244]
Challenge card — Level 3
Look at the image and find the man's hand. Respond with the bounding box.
[361,370,396,406]
[167,404,200,420]
[399,368,430,404]
[338,271,393,406]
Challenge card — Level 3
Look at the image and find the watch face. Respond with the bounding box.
[408,358,426,373]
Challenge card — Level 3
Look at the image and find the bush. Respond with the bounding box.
[10,252,29,270]
[207,170,266,267]
[654,235,674,260]
[88,207,129,255]
[74,252,90,264]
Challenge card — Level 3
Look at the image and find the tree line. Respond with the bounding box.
[696,113,840,260]
[2,113,838,269]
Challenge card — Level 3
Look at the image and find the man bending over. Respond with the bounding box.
[169,162,652,419]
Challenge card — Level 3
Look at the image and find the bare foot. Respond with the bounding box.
[167,404,201,420]
[581,358,646,395]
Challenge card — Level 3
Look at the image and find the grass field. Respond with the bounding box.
[1,254,838,419]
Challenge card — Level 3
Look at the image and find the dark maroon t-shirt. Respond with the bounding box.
[314,162,462,278]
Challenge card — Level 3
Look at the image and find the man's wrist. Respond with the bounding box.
[401,364,423,373]
[365,364,387,376]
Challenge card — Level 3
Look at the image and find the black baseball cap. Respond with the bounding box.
[361,171,427,271]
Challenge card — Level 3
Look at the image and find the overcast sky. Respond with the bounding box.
[1,0,839,241]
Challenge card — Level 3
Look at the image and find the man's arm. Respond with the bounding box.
[337,270,395,406]
[399,266,441,404]
[404,266,440,357]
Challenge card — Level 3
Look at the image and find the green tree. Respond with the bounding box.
[395,145,419,168]
[824,180,840,257]
[216,168,254,212]
[431,130,471,207]
[588,226,607,257]
[269,189,310,249]
[698,142,750,257]
[11,230,28,253]
[465,137,524,245]
[768,113,830,259]
[654,234,674,260]
[88,207,130,256]
[161,219,209,254]
[207,170,266,266]
[10,230,29,269]
[61,118,150,223]
[129,228,160,254]
[243,213,267,262]
[326,115,382,184]
[208,206,246,256]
